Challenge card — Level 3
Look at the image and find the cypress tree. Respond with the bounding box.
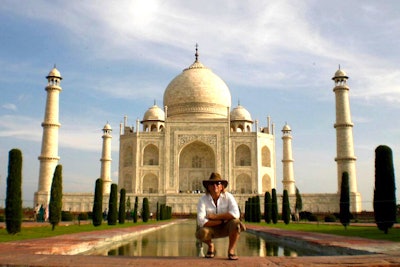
[247,197,253,222]
[374,145,397,234]
[142,197,150,222]
[255,196,261,222]
[126,196,131,221]
[282,189,291,224]
[107,183,118,225]
[49,165,63,230]
[244,200,249,222]
[264,191,271,223]
[92,178,103,226]
[133,196,138,223]
[295,187,302,221]
[271,188,278,224]
[156,202,160,221]
[5,149,23,234]
[118,188,126,224]
[340,172,351,229]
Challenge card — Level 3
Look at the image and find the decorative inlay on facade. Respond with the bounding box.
[168,103,226,117]
[178,134,217,150]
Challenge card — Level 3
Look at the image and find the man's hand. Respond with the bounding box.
[206,213,218,220]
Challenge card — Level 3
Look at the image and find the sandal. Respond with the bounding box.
[228,253,238,260]
[205,249,216,258]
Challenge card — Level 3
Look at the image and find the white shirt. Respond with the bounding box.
[197,192,240,227]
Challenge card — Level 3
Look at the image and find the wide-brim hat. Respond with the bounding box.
[202,172,228,188]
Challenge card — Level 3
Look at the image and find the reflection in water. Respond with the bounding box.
[89,220,328,257]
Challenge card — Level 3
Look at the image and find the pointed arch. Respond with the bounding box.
[235,144,251,166]
[143,173,158,193]
[261,146,271,167]
[236,173,252,194]
[143,144,159,165]
[179,141,215,193]
[262,174,272,192]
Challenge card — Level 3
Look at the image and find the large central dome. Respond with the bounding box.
[163,54,231,119]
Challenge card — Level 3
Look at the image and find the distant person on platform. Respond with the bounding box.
[195,172,245,260]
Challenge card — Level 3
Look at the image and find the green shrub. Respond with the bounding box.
[309,214,318,222]
[6,149,23,234]
[61,211,73,221]
[92,179,103,226]
[282,190,291,225]
[107,184,118,225]
[324,214,336,222]
[78,213,88,221]
[49,165,63,230]
[118,188,126,224]
[374,145,397,234]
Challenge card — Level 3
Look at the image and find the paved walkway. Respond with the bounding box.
[0,221,399,266]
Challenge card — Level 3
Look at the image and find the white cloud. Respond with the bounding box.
[0,115,41,141]
[2,103,17,111]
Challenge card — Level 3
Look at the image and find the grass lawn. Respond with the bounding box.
[0,220,162,243]
[251,222,400,242]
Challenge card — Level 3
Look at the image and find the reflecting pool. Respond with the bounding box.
[89,220,353,257]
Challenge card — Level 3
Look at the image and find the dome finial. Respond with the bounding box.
[195,43,199,62]
[338,64,341,70]
[154,99,157,106]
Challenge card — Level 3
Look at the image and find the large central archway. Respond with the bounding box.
[179,141,215,193]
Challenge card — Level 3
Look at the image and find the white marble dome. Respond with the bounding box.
[333,68,348,79]
[230,104,252,122]
[163,59,231,119]
[143,104,165,121]
[47,67,62,78]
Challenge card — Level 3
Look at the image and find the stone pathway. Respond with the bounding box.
[0,221,399,266]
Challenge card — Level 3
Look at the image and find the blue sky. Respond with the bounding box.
[1,1,399,210]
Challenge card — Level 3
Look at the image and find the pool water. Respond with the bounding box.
[90,220,346,257]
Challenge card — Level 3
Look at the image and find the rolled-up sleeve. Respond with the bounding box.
[227,193,240,219]
[197,196,208,227]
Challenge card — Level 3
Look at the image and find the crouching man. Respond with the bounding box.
[195,172,245,260]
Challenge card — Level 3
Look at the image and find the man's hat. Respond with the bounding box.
[202,172,228,188]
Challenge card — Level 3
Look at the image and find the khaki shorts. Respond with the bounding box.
[195,219,246,241]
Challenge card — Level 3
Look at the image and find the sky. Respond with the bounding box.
[1,0,399,211]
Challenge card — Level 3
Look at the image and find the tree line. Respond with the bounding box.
[4,148,172,234]
[243,145,397,234]
[4,145,397,234]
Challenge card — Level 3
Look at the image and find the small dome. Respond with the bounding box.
[230,105,252,122]
[46,66,62,79]
[282,123,291,131]
[332,68,348,79]
[103,123,112,130]
[143,105,165,121]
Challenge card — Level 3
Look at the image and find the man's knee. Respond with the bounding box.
[227,218,245,234]
[196,227,209,241]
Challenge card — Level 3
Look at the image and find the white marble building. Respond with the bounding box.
[36,49,362,214]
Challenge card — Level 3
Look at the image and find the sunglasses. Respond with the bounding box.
[209,181,222,186]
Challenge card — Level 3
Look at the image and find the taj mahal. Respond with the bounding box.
[34,47,362,214]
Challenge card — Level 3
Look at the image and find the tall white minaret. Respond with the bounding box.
[100,123,112,194]
[35,66,62,206]
[281,123,295,194]
[332,68,358,194]
[332,68,362,212]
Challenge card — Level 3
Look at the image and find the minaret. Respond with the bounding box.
[35,66,62,206]
[281,123,295,194]
[332,68,357,192]
[332,68,362,211]
[100,123,112,194]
